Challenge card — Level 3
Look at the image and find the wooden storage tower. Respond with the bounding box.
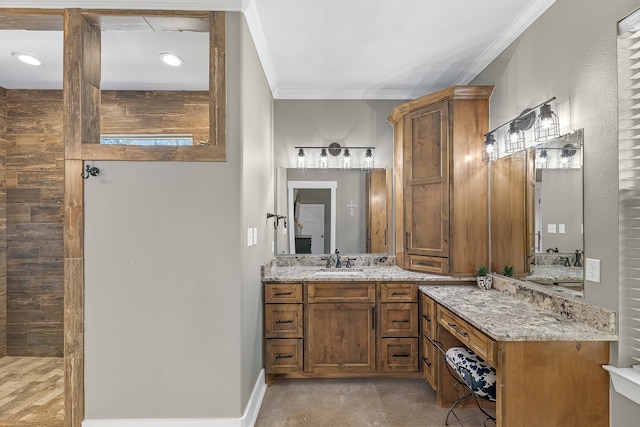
[389,86,493,277]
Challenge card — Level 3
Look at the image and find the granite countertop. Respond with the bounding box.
[420,284,618,342]
[262,264,475,283]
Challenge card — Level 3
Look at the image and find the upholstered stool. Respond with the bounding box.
[428,338,497,426]
[445,347,497,402]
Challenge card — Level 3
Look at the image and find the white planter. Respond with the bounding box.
[477,275,493,290]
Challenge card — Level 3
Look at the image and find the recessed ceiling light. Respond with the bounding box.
[12,52,41,66]
[159,53,183,67]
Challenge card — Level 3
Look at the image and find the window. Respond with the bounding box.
[100,134,193,146]
[618,7,640,366]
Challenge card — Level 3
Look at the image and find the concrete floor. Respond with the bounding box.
[255,377,492,427]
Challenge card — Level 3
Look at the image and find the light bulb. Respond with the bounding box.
[342,149,352,170]
[297,148,306,171]
[319,148,328,171]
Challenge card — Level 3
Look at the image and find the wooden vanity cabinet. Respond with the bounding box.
[307,283,376,372]
[264,283,303,373]
[420,293,438,388]
[264,281,421,377]
[389,86,493,276]
[380,283,419,372]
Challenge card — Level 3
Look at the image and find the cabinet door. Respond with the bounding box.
[307,303,375,372]
[366,168,392,254]
[403,101,449,259]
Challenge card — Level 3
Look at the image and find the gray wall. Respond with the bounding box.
[472,0,640,423]
[84,12,273,420]
[274,100,401,170]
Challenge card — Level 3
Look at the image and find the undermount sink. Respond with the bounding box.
[313,270,366,277]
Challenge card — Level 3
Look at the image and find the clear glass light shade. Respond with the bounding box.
[535,104,560,142]
[361,148,374,172]
[504,121,525,153]
[537,149,549,168]
[318,148,329,171]
[297,148,307,171]
[341,149,352,171]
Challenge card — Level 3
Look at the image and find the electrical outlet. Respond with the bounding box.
[585,258,601,283]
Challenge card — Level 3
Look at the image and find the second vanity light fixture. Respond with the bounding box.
[295,143,375,172]
[483,97,560,161]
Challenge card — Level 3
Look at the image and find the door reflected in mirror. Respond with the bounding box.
[275,168,392,255]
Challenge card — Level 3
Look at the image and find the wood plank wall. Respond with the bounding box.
[6,90,65,357]
[0,87,7,357]
[3,88,210,357]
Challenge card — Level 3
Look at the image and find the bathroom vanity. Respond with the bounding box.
[262,257,617,426]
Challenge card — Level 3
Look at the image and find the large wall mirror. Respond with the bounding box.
[274,168,392,255]
[490,129,584,294]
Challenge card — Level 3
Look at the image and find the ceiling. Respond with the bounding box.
[0,0,556,99]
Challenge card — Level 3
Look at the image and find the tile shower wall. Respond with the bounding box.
[0,87,7,357]
[6,90,64,357]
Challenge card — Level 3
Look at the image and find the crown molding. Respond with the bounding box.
[242,0,278,97]
[0,0,243,11]
[273,86,437,101]
[453,0,556,85]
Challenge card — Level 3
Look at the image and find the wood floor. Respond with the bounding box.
[0,357,64,427]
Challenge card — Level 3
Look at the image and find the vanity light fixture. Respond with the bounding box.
[297,148,307,171]
[534,103,561,142]
[537,148,549,166]
[342,148,353,171]
[362,148,374,172]
[159,52,184,67]
[505,121,525,153]
[293,144,374,171]
[12,52,41,66]
[560,143,577,167]
[482,96,558,161]
[318,148,329,172]
[482,133,498,162]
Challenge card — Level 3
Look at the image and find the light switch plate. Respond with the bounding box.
[247,227,253,247]
[253,227,258,245]
[585,258,601,283]
[548,224,557,234]
[559,224,565,234]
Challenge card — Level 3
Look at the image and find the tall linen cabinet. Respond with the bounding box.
[389,86,493,277]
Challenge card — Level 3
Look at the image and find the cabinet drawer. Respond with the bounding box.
[420,294,436,337]
[381,283,417,302]
[437,306,496,365]
[265,283,302,303]
[380,303,418,337]
[420,336,437,389]
[265,304,303,338]
[381,338,419,372]
[265,339,303,373]
[408,255,449,275]
[308,283,375,303]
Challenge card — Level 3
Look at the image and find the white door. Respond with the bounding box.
[298,204,325,254]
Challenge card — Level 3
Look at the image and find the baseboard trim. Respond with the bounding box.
[83,369,267,427]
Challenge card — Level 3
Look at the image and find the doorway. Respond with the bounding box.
[288,181,337,254]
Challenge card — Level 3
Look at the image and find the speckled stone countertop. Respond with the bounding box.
[262,255,474,283]
[420,280,617,342]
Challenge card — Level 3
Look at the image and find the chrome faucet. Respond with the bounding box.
[335,249,342,268]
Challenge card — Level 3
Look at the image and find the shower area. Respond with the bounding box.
[0,87,66,425]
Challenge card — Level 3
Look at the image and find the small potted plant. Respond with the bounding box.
[477,265,493,290]
[503,265,514,278]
